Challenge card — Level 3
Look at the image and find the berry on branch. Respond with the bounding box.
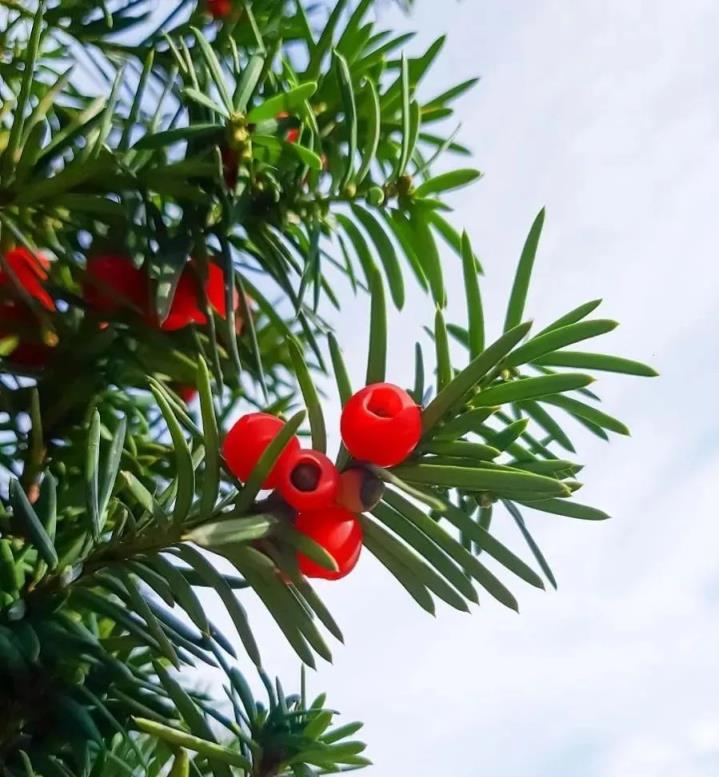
[340,382,422,468]
[0,247,56,366]
[206,0,232,19]
[0,247,55,312]
[278,449,340,512]
[83,255,149,315]
[295,506,363,580]
[161,262,241,331]
[223,412,301,489]
[175,385,198,404]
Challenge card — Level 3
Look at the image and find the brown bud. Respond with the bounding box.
[397,174,415,197]
[478,492,494,508]
[337,466,385,513]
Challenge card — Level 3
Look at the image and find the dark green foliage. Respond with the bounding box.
[0,1,654,775]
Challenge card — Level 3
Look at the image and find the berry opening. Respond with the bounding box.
[279,449,340,512]
[290,461,321,492]
[365,386,404,419]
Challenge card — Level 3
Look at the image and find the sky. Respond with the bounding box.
[149,2,719,775]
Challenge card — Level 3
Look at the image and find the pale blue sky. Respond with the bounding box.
[152,2,719,775]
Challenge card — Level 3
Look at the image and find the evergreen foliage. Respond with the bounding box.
[0,1,654,774]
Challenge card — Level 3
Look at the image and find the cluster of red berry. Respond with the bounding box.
[1,247,423,582]
[0,248,241,394]
[222,383,422,581]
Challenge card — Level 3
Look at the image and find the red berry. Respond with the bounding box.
[277,449,340,512]
[205,263,241,322]
[223,412,300,490]
[161,266,206,331]
[295,506,363,580]
[340,382,421,468]
[0,248,56,367]
[84,255,149,315]
[176,385,198,404]
[0,247,55,311]
[276,111,300,143]
[161,262,241,331]
[206,0,232,18]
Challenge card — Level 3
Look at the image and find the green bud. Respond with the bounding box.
[366,186,385,206]
[226,112,250,152]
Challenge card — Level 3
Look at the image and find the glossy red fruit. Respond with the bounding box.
[162,262,241,331]
[84,255,149,315]
[278,449,340,512]
[223,412,300,490]
[340,382,422,468]
[295,506,363,580]
[161,266,206,331]
[207,0,232,18]
[0,247,55,311]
